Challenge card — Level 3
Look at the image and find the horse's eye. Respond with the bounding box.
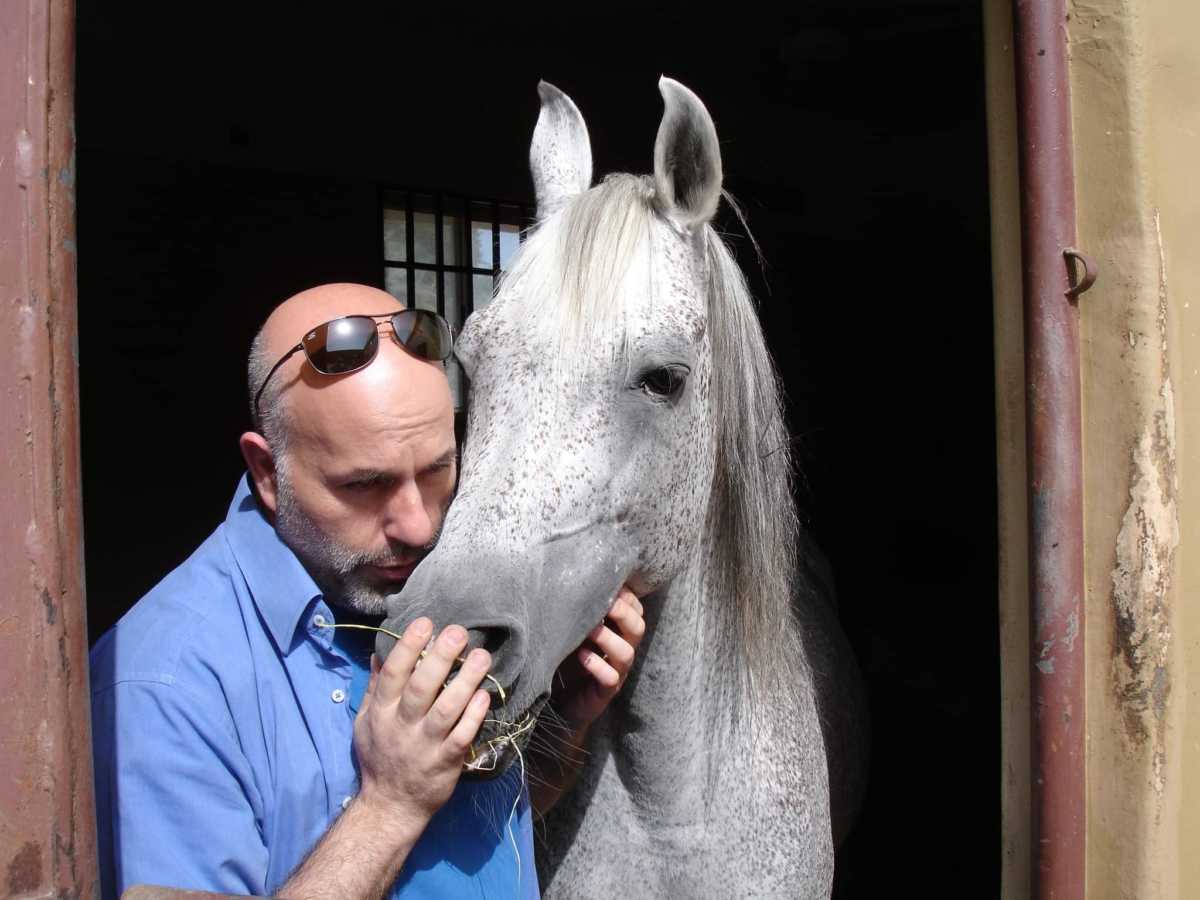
[638,365,688,399]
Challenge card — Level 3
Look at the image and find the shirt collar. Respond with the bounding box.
[224,474,327,656]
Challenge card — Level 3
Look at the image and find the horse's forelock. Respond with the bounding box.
[500,174,656,363]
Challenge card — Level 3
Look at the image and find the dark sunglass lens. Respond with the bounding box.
[305,316,378,374]
[392,310,452,361]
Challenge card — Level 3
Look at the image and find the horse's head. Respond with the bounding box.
[378,78,732,775]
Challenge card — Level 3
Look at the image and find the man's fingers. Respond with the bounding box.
[578,647,621,690]
[399,625,468,722]
[606,597,647,646]
[425,648,491,739]
[443,690,491,760]
[617,585,644,619]
[373,618,433,707]
[588,624,635,671]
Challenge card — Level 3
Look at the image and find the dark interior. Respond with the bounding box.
[77,2,998,894]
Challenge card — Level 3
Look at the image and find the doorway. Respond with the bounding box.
[76,3,997,893]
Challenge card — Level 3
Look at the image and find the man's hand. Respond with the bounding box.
[279,618,490,899]
[552,585,646,730]
[529,585,646,817]
[355,618,492,819]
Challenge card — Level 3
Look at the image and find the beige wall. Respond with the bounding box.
[1141,3,1200,889]
[988,0,1200,896]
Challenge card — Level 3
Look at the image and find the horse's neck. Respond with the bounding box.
[605,548,728,813]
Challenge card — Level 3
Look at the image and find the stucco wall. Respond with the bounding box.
[1139,2,1200,890]
[988,0,1200,895]
[1070,0,1197,895]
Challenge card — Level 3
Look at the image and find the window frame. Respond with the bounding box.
[379,187,535,330]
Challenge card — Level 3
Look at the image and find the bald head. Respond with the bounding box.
[240,283,458,613]
[250,283,406,440]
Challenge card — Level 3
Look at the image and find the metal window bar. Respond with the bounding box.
[462,202,473,322]
[377,185,386,285]
[382,260,494,273]
[434,193,445,317]
[491,202,501,285]
[404,191,415,309]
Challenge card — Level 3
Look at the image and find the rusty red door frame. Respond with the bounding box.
[1012,1,1087,897]
[0,2,1087,898]
[0,0,99,896]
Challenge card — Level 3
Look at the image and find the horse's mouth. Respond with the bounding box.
[461,695,549,779]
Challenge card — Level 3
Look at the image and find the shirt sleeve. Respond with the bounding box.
[92,677,270,899]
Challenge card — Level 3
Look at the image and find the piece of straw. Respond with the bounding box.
[313,620,507,705]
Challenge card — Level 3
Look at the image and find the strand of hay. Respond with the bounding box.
[314,620,508,705]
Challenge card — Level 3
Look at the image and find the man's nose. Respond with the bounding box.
[381,482,436,548]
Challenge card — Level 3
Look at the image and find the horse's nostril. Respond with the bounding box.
[466,626,511,659]
[465,627,518,706]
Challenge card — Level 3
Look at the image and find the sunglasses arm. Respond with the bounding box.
[252,342,304,426]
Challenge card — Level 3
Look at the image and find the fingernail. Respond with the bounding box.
[468,648,490,667]
[412,618,432,637]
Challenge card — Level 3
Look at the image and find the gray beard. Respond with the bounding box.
[273,470,439,615]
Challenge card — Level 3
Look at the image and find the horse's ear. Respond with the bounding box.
[653,77,723,232]
[530,80,593,221]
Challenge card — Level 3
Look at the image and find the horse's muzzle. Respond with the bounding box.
[374,519,637,777]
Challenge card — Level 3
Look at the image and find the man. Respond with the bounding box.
[90,282,645,898]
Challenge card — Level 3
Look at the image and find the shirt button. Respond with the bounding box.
[312,614,327,628]
[330,688,347,704]
[341,795,353,810]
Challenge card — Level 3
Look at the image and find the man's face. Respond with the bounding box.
[270,349,457,615]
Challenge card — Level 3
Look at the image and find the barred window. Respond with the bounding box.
[382,190,533,408]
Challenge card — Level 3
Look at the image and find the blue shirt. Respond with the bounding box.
[90,475,539,899]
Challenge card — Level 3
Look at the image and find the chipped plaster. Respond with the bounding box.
[1110,375,1177,773]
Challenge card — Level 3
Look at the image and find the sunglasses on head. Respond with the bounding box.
[253,309,453,425]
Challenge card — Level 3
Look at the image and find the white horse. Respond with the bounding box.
[380,78,866,898]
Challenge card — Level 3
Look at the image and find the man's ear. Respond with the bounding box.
[240,431,280,516]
